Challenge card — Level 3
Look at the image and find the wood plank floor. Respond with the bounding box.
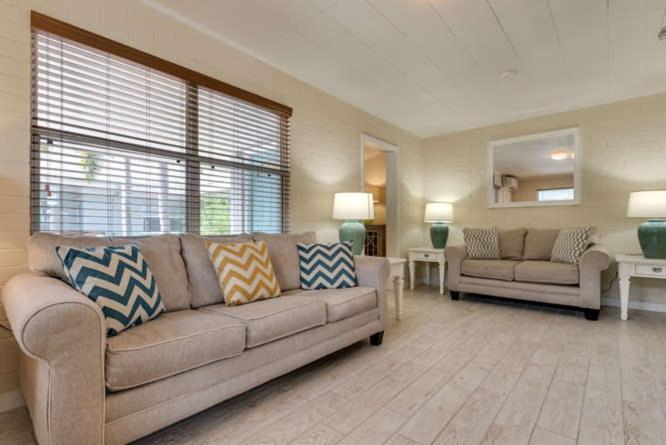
[3,286,666,445]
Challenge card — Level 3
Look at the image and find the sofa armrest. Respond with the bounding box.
[444,245,467,292]
[578,245,611,309]
[354,256,390,330]
[2,272,105,445]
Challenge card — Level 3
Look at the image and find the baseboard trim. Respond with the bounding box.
[602,297,666,314]
[0,388,24,413]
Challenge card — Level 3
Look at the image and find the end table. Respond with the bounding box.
[387,257,406,320]
[407,247,446,295]
[616,254,666,320]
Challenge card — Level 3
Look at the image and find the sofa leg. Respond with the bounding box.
[450,290,460,301]
[370,331,384,346]
[584,309,600,321]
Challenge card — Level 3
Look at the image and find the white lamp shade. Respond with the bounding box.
[333,192,375,220]
[424,202,453,223]
[627,191,666,218]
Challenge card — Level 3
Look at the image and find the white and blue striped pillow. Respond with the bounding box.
[297,242,357,290]
[56,244,165,336]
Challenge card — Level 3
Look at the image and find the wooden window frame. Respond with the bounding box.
[30,11,291,236]
[30,11,292,118]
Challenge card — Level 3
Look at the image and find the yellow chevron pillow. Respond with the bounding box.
[206,240,281,305]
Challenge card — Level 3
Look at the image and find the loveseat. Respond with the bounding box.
[445,228,610,320]
[2,232,389,445]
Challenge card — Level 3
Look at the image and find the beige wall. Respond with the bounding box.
[422,92,666,306]
[0,0,426,410]
[511,175,574,202]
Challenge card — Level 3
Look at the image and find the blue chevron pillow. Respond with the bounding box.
[56,244,166,337]
[297,242,357,290]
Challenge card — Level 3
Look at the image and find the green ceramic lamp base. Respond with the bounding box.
[430,222,449,249]
[339,220,366,255]
[638,219,666,259]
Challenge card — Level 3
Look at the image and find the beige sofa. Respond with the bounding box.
[445,228,610,320]
[2,232,389,445]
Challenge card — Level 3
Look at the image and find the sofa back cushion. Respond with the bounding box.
[29,232,118,279]
[180,233,253,308]
[523,229,560,260]
[252,232,317,290]
[28,233,190,311]
[499,228,527,260]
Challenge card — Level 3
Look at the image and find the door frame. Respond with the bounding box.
[360,133,399,257]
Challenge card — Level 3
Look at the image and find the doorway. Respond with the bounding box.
[361,134,399,258]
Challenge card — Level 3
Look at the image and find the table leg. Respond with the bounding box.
[408,260,415,291]
[394,275,404,320]
[619,264,631,321]
[438,260,445,295]
[424,263,430,287]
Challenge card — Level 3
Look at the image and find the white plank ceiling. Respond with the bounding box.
[147,0,666,137]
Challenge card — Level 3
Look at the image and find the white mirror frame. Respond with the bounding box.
[487,127,581,208]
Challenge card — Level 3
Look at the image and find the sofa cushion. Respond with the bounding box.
[56,244,166,337]
[461,260,520,281]
[292,286,377,322]
[459,276,580,307]
[201,295,326,348]
[180,233,253,308]
[523,229,560,260]
[207,241,281,306]
[499,228,527,260]
[28,233,190,311]
[252,232,317,291]
[104,309,380,424]
[105,310,245,391]
[514,261,579,285]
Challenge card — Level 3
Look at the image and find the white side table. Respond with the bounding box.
[387,257,406,320]
[407,247,446,295]
[616,254,666,320]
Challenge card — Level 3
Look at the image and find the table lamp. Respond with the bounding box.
[333,192,374,255]
[627,191,666,258]
[425,202,453,249]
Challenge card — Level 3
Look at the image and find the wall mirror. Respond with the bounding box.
[487,127,581,208]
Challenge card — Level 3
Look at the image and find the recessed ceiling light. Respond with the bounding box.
[500,69,518,80]
[550,150,574,161]
[659,27,666,40]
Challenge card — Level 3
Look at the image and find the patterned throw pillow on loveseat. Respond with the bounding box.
[56,244,166,336]
[551,227,591,264]
[463,227,501,260]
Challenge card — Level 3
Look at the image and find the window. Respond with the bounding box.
[30,13,291,236]
[537,188,575,202]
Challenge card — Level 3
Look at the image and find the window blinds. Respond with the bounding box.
[31,19,290,237]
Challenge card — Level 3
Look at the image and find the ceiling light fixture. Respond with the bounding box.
[660,27,666,40]
[500,69,518,80]
[550,150,574,161]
